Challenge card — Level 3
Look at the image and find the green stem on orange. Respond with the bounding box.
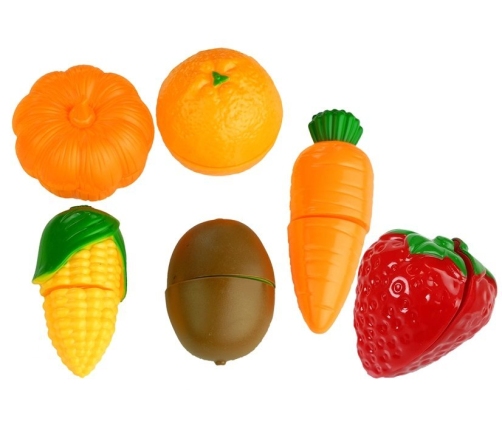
[212,71,229,86]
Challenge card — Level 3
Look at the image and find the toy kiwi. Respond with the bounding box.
[166,219,275,364]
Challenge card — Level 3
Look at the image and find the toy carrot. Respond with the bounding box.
[288,109,373,334]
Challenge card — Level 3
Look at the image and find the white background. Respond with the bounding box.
[1,1,501,429]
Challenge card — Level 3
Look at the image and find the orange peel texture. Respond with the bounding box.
[13,65,154,201]
[156,48,283,175]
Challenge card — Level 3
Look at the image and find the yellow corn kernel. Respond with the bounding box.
[40,239,123,298]
[39,239,124,377]
[43,288,120,377]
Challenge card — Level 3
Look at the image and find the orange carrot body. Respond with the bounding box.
[289,137,373,333]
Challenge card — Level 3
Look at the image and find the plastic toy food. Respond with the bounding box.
[354,230,497,378]
[13,65,154,201]
[166,219,275,364]
[156,47,283,175]
[288,109,373,334]
[33,206,127,377]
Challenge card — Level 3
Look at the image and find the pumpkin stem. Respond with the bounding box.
[69,99,96,128]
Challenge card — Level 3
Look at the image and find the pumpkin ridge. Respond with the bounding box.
[13,64,154,201]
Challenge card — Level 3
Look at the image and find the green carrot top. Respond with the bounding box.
[308,109,363,145]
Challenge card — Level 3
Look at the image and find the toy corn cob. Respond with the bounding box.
[33,206,127,377]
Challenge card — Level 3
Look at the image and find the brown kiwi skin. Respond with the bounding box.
[166,219,275,365]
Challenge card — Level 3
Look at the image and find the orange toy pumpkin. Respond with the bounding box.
[13,65,154,201]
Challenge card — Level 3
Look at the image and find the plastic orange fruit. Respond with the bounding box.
[156,48,283,175]
[13,65,154,201]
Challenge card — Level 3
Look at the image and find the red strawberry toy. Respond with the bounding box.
[354,230,496,377]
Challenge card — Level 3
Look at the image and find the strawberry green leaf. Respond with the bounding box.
[388,229,467,276]
[454,238,495,279]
